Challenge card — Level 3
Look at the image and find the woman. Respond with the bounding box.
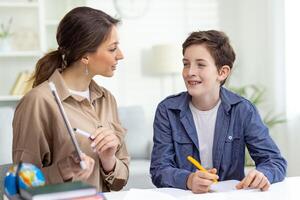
[13,7,129,191]
[150,30,287,193]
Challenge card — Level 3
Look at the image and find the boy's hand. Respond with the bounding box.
[236,169,270,191]
[187,168,219,193]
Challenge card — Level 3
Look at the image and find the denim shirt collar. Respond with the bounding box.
[166,87,242,116]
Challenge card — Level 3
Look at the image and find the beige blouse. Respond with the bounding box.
[12,70,129,191]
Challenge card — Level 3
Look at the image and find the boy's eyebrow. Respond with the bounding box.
[182,58,207,62]
[195,59,207,62]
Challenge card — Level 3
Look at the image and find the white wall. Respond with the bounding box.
[87,0,297,175]
[285,0,300,176]
[87,0,219,123]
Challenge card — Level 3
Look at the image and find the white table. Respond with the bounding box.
[104,176,300,200]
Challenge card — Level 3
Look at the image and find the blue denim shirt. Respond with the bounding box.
[150,87,287,189]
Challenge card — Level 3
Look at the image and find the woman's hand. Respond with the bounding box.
[236,169,270,191]
[187,168,219,193]
[58,152,95,181]
[73,153,95,181]
[91,127,120,173]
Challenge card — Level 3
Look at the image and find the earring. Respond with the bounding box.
[85,64,89,75]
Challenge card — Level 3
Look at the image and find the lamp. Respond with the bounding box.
[150,44,182,93]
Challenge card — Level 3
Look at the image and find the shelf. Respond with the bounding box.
[0,2,38,8]
[0,95,22,102]
[0,51,42,58]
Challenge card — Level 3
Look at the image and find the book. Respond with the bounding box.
[10,71,33,95]
[20,181,97,200]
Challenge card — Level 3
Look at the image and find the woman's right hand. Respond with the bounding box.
[187,168,219,193]
[58,152,95,181]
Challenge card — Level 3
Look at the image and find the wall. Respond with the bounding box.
[87,0,219,123]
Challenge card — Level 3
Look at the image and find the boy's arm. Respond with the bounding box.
[150,103,191,189]
[244,104,287,183]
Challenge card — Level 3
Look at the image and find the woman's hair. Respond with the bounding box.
[32,6,120,87]
[182,30,236,86]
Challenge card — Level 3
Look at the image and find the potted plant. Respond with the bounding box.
[229,85,286,166]
[0,17,13,52]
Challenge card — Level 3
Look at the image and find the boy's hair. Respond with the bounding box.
[182,30,236,86]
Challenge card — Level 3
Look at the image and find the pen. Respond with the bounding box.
[187,155,218,183]
[73,128,93,140]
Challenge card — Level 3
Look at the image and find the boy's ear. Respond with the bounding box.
[218,65,231,81]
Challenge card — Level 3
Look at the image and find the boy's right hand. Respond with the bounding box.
[187,168,219,193]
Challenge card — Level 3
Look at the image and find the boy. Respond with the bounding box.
[150,30,287,193]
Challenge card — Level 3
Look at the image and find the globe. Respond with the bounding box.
[4,163,46,197]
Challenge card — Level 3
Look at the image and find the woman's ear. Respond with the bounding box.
[218,65,231,82]
[81,56,89,65]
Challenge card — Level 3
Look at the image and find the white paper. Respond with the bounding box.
[210,180,240,192]
[123,189,178,200]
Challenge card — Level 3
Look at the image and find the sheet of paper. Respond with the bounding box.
[123,189,178,200]
[210,180,240,192]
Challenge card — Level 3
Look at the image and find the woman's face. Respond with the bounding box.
[87,25,124,77]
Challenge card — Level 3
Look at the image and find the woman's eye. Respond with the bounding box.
[109,48,117,52]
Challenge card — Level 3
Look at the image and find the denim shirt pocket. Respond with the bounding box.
[173,133,194,169]
[222,135,242,164]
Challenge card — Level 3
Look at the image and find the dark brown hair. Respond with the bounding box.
[182,30,236,86]
[32,7,120,87]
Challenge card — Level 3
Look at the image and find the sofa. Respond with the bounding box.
[118,106,155,190]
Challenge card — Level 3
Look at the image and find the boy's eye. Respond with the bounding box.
[183,63,190,67]
[197,63,205,67]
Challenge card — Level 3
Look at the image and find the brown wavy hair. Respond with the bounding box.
[32,6,120,87]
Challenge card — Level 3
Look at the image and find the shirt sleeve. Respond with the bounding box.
[244,103,287,183]
[12,91,64,184]
[99,95,130,191]
[150,103,191,189]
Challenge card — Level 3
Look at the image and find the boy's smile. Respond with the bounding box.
[182,44,221,99]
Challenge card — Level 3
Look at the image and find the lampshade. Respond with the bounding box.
[150,44,182,75]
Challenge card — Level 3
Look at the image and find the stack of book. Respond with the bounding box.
[10,71,34,96]
[19,181,105,200]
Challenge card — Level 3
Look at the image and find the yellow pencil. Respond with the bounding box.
[187,156,218,183]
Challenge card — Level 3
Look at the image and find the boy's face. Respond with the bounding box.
[182,44,229,98]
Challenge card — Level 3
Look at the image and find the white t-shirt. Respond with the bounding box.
[69,88,90,101]
[189,100,221,169]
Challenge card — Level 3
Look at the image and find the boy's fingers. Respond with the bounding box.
[197,170,219,180]
[208,168,217,174]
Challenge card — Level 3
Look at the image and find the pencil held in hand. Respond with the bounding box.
[187,156,218,183]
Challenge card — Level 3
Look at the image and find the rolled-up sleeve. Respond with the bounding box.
[244,104,287,183]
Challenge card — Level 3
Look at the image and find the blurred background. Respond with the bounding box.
[0,0,299,189]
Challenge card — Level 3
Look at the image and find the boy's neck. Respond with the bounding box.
[191,89,221,111]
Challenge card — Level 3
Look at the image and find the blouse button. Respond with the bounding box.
[228,136,233,140]
[97,124,102,128]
